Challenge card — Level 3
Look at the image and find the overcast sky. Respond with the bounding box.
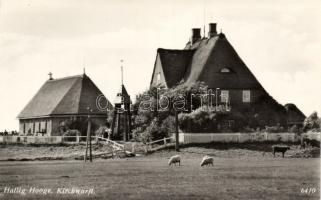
[0,0,320,131]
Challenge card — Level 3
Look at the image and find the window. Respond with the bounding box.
[156,73,161,83]
[221,90,229,103]
[220,68,231,73]
[242,90,251,102]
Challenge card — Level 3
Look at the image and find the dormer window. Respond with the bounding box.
[156,73,161,83]
[220,68,231,73]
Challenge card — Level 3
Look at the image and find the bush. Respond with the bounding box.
[264,124,285,133]
[303,111,321,132]
[179,106,228,133]
[288,125,302,134]
[132,82,208,141]
[132,116,174,143]
[239,95,287,128]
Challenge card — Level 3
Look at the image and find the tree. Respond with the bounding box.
[303,111,321,132]
[131,82,209,141]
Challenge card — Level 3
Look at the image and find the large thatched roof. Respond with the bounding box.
[18,74,112,119]
[151,33,265,90]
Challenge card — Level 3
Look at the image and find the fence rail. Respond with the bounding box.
[144,137,174,152]
[177,132,303,144]
[94,136,124,150]
[0,135,123,149]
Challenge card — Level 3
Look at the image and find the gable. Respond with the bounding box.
[150,48,194,88]
[150,53,167,88]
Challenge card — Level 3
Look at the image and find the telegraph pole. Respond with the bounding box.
[84,107,93,162]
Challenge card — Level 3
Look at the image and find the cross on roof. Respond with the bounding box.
[48,72,53,80]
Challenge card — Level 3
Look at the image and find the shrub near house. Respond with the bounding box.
[132,82,289,141]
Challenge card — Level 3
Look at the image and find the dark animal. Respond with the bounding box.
[272,146,290,158]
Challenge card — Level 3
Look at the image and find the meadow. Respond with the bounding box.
[0,155,319,200]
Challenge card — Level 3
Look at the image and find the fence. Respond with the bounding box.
[144,137,173,152]
[177,132,301,144]
[0,135,122,148]
[95,136,124,151]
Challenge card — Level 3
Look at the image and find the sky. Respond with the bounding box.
[0,0,320,131]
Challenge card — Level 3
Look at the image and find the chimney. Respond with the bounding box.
[191,28,201,44]
[208,23,217,37]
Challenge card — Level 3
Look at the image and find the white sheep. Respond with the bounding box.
[168,155,181,166]
[200,155,214,167]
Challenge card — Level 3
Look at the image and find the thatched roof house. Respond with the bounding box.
[18,73,112,136]
[151,23,265,91]
[150,23,305,127]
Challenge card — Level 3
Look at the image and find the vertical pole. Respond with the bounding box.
[85,107,92,162]
[215,88,218,111]
[120,59,124,85]
[84,136,88,162]
[175,110,179,152]
[116,112,121,137]
[110,109,117,138]
[88,119,92,162]
[124,111,127,141]
[128,106,132,135]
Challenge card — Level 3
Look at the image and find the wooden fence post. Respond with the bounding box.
[144,144,148,154]
[175,110,179,152]
[85,118,92,162]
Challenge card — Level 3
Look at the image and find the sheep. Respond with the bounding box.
[168,155,181,166]
[272,145,290,158]
[200,155,214,167]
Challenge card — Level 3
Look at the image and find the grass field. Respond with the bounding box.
[0,155,319,200]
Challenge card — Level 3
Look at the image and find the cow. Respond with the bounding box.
[272,145,290,158]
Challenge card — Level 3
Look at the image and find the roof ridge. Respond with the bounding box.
[47,74,84,82]
[157,48,195,52]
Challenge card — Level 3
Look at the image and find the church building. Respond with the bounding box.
[17,73,112,136]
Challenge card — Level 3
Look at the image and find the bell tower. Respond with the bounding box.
[110,60,132,141]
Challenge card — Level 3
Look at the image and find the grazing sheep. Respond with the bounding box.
[272,146,290,158]
[200,156,214,167]
[168,155,181,166]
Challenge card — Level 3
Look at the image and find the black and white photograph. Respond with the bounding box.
[0,0,320,199]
